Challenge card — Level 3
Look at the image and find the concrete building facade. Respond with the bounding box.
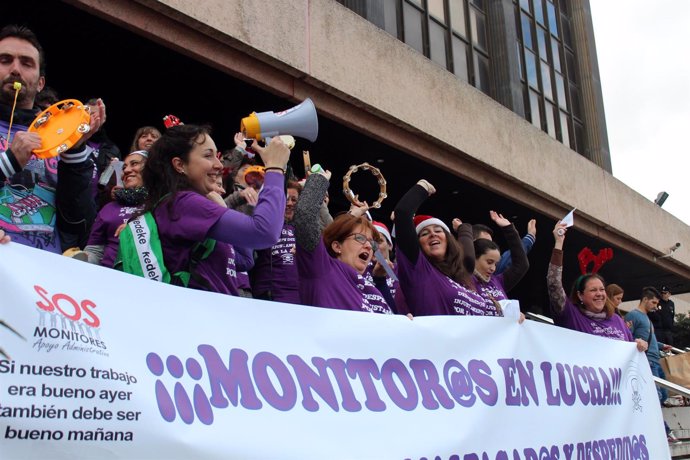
[8,0,689,306]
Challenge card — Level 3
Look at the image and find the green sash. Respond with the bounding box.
[116,213,171,283]
[115,211,216,289]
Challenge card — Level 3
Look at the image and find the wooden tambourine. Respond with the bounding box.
[342,162,387,209]
[28,99,91,159]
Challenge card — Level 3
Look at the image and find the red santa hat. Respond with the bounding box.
[372,221,392,245]
[413,215,450,235]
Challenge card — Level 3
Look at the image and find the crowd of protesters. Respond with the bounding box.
[0,24,683,442]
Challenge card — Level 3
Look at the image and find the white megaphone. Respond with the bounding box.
[241,98,318,143]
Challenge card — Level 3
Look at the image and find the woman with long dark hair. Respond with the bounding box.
[394,180,495,316]
[472,211,529,304]
[119,124,289,295]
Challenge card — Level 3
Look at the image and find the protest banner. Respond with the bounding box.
[1,243,669,459]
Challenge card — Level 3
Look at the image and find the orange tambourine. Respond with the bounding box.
[243,165,265,189]
[28,99,91,159]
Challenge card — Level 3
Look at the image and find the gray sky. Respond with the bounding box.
[590,0,690,225]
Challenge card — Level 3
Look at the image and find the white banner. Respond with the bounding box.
[0,244,669,459]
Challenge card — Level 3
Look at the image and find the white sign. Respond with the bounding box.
[0,244,669,459]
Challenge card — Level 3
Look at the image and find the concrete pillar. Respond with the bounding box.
[486,0,525,116]
[569,0,612,172]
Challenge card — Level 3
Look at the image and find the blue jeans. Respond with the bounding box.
[650,360,669,402]
[650,360,671,435]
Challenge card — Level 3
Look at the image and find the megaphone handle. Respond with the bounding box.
[303,150,311,174]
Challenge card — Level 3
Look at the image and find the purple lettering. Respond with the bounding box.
[252,352,297,411]
[557,363,576,406]
[498,359,538,406]
[563,443,574,460]
[541,361,561,406]
[325,358,361,412]
[574,366,590,405]
[197,345,262,410]
[346,359,386,411]
[286,356,339,412]
[469,360,498,406]
[598,368,612,405]
[640,434,649,460]
[497,359,520,406]
[585,367,602,405]
[380,358,418,410]
[410,359,453,410]
[443,359,476,407]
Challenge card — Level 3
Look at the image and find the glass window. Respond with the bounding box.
[565,49,576,82]
[471,0,485,8]
[561,17,572,47]
[541,63,553,100]
[555,73,566,107]
[569,85,581,119]
[520,0,531,13]
[517,42,524,78]
[403,2,424,54]
[521,13,533,50]
[533,0,544,25]
[525,50,538,89]
[452,37,469,81]
[529,89,541,128]
[428,0,446,22]
[573,121,584,154]
[560,110,570,146]
[545,101,556,138]
[383,1,398,37]
[450,0,467,36]
[547,1,558,35]
[471,8,487,50]
[407,0,422,6]
[474,54,491,95]
[551,37,561,71]
[537,27,548,60]
[429,21,448,67]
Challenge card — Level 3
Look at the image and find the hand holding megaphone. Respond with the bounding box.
[241,98,318,143]
[251,137,290,172]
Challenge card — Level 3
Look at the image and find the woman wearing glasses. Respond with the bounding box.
[293,169,393,313]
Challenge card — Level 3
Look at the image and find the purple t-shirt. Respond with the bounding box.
[396,250,494,316]
[364,262,399,300]
[297,239,392,314]
[154,192,241,295]
[473,274,508,316]
[88,201,140,268]
[555,299,634,342]
[236,271,251,291]
[252,223,300,303]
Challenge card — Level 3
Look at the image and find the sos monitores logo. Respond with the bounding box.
[31,284,109,357]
